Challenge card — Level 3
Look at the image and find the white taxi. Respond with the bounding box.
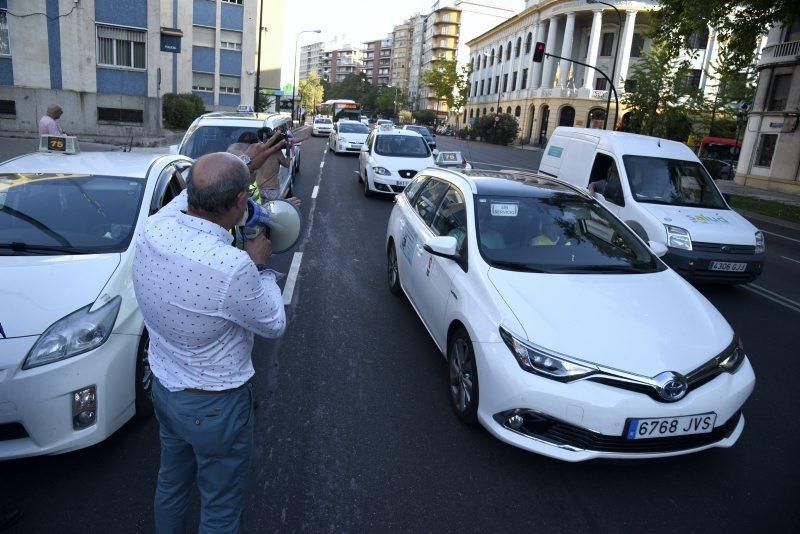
[385,168,755,461]
[329,120,370,154]
[358,125,435,197]
[312,116,333,136]
[0,138,190,459]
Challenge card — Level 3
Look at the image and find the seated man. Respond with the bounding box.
[531,218,562,246]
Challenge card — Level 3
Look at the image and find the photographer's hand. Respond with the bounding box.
[244,233,273,266]
[245,133,286,172]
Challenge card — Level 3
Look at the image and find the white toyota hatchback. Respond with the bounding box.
[329,120,370,154]
[358,125,435,197]
[0,144,190,459]
[386,168,756,461]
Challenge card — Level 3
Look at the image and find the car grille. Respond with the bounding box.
[692,242,756,255]
[0,422,29,442]
[494,410,741,454]
[398,170,417,179]
[390,184,406,193]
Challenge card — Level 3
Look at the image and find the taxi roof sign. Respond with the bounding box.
[236,105,254,113]
[378,123,394,131]
[435,151,465,165]
[39,135,80,154]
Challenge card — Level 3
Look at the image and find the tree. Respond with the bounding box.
[412,109,437,125]
[421,58,460,113]
[700,42,757,136]
[452,64,472,112]
[163,93,206,130]
[375,86,401,117]
[653,0,799,70]
[254,92,275,113]
[298,72,324,116]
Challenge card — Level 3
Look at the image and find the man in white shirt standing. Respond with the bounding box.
[132,151,286,533]
[38,104,64,135]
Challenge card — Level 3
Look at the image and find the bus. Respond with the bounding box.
[319,99,362,123]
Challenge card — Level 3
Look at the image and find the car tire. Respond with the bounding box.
[387,241,401,295]
[135,330,154,418]
[363,173,373,197]
[358,166,364,183]
[448,328,479,425]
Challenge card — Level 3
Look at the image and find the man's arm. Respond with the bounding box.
[221,258,286,339]
[244,132,286,173]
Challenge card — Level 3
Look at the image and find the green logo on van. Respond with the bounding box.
[547,146,564,158]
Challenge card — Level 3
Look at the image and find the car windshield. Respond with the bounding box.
[475,193,664,274]
[0,173,146,254]
[623,155,727,209]
[180,125,261,159]
[315,118,332,124]
[375,135,430,158]
[339,123,369,134]
[408,126,432,137]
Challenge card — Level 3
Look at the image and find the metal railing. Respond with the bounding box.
[761,40,800,62]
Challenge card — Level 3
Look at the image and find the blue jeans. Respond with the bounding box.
[151,378,254,534]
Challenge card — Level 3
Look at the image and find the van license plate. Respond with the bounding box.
[710,261,747,272]
[626,413,717,440]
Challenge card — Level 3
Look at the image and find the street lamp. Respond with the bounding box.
[587,0,621,130]
[292,29,322,124]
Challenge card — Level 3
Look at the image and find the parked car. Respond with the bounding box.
[176,111,300,199]
[403,125,436,150]
[0,139,191,459]
[329,120,370,154]
[385,167,755,461]
[358,124,434,197]
[540,127,764,284]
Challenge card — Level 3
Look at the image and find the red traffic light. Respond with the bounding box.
[533,42,545,63]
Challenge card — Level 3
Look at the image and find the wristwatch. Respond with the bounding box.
[239,154,251,166]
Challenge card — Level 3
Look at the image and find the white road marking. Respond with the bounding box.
[743,283,800,314]
[319,161,325,168]
[312,185,319,199]
[282,252,303,305]
[762,230,800,245]
[781,255,800,265]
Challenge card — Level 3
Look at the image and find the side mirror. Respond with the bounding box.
[648,240,668,257]
[423,235,458,259]
[432,149,440,157]
[169,145,179,155]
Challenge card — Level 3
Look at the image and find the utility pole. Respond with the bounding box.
[254,0,264,110]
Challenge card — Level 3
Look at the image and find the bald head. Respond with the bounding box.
[46,104,63,119]
[187,152,249,215]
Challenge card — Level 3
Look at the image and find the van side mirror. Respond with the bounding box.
[648,240,668,257]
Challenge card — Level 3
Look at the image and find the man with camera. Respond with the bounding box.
[132,145,287,533]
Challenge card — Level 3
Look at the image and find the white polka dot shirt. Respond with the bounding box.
[132,190,286,392]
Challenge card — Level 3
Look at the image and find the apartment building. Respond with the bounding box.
[391,20,414,93]
[0,0,261,139]
[735,20,800,194]
[363,37,393,86]
[298,41,326,82]
[322,44,363,84]
[465,0,733,143]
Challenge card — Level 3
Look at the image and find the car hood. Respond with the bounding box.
[339,133,368,143]
[0,254,120,338]
[641,203,757,245]
[377,156,436,171]
[487,267,733,377]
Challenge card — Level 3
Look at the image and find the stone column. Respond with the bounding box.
[583,10,603,90]
[699,27,716,91]
[540,17,559,89]
[558,12,576,88]
[616,10,638,86]
[531,20,546,89]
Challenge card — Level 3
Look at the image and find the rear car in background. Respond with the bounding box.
[0,138,191,459]
[312,116,334,136]
[403,125,437,150]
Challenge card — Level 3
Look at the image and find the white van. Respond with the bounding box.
[540,127,764,283]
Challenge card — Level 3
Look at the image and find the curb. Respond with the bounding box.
[733,208,800,232]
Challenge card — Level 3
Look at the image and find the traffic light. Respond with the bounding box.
[533,42,546,63]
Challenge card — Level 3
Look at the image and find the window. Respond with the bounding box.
[414,179,449,227]
[404,175,429,202]
[0,99,15,116]
[221,0,243,4]
[432,187,468,260]
[511,71,517,91]
[193,26,215,48]
[192,73,214,92]
[469,109,474,119]
[0,9,10,55]
[685,69,702,89]
[220,30,242,50]
[600,32,614,56]
[490,49,495,65]
[755,134,778,167]
[482,55,486,68]
[494,75,499,93]
[506,41,511,60]
[767,73,792,111]
[630,33,645,57]
[503,73,508,92]
[506,106,511,114]
[515,37,521,57]
[439,39,447,48]
[97,107,144,123]
[687,29,709,50]
[525,32,532,54]
[219,75,240,94]
[97,25,146,69]
[498,45,503,63]
[472,81,477,96]
[521,68,528,89]
[515,106,521,118]
[443,13,451,22]
[483,108,487,116]
[595,78,607,90]
[480,79,484,95]
[589,154,624,206]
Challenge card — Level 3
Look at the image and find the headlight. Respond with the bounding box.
[755,231,765,254]
[499,327,597,382]
[372,166,391,176]
[718,337,746,372]
[23,296,122,369]
[665,224,692,251]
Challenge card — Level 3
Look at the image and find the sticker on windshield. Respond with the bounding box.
[685,214,730,224]
[491,203,518,217]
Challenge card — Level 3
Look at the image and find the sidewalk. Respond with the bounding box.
[715,179,800,231]
[0,129,183,148]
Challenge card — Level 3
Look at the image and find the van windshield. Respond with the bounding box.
[623,155,727,209]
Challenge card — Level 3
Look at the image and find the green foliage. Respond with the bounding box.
[163,93,206,130]
[299,72,325,114]
[375,86,402,117]
[254,92,274,113]
[472,114,519,145]
[421,59,468,112]
[398,110,413,125]
[412,109,437,125]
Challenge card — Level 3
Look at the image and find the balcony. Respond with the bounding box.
[432,23,459,39]
[432,40,457,51]
[760,40,800,66]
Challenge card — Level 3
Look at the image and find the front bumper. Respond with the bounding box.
[367,171,413,194]
[313,128,331,136]
[663,246,765,283]
[0,333,140,460]
[474,342,755,462]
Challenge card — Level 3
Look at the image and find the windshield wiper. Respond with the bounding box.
[489,260,546,273]
[554,264,648,274]
[0,242,95,255]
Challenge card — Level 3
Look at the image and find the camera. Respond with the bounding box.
[257,125,290,147]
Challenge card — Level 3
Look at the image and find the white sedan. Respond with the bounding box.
[385,168,755,461]
[358,126,435,197]
[312,117,333,136]
[0,144,190,459]
[329,120,370,154]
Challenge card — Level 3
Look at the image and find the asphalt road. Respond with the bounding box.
[1,135,798,533]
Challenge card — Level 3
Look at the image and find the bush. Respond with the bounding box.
[163,93,206,130]
[412,109,437,126]
[472,114,519,145]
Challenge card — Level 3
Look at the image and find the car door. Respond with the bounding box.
[149,162,187,215]
[395,174,429,287]
[360,131,374,177]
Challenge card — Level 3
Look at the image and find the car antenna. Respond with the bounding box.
[657,138,661,148]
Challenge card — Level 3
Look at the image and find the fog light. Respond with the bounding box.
[507,414,524,429]
[72,385,97,429]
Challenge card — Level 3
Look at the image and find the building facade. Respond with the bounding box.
[298,41,325,82]
[0,0,260,139]
[391,20,414,93]
[465,0,725,143]
[735,20,800,194]
[364,37,393,86]
[322,45,363,84]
